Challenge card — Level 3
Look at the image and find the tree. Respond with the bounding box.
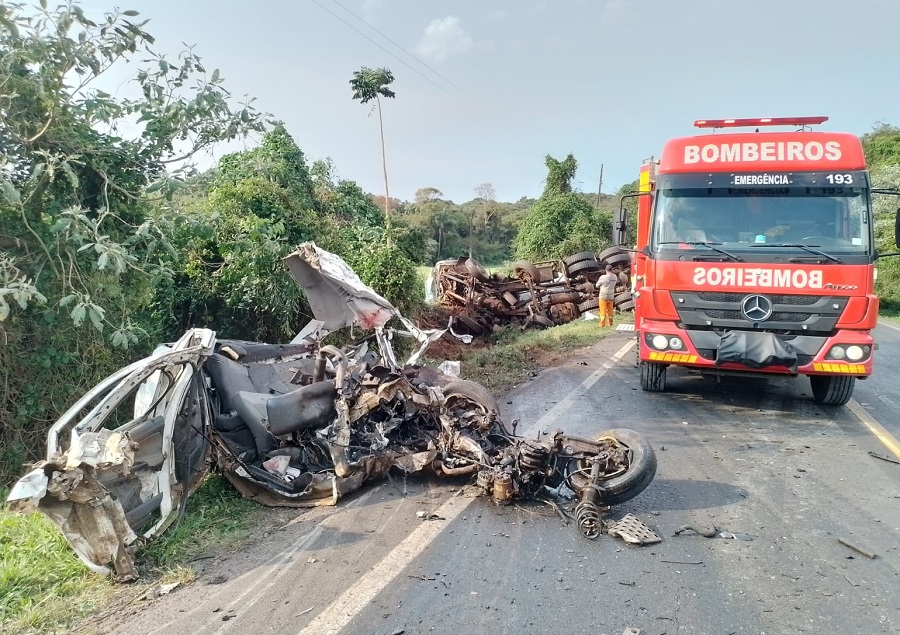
[349,67,396,220]
[515,154,607,261]
[0,1,264,485]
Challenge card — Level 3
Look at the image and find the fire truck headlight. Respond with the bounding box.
[846,345,865,361]
[651,334,669,350]
[668,337,683,350]
[829,346,846,360]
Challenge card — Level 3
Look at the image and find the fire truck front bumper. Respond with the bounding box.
[639,320,873,377]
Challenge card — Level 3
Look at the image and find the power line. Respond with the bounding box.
[308,0,461,99]
[327,0,470,98]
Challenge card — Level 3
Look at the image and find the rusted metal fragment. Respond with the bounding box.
[607,513,662,545]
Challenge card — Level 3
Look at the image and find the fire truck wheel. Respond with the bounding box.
[563,251,597,267]
[597,246,625,263]
[809,375,855,405]
[512,260,542,282]
[566,258,601,275]
[640,361,666,392]
[590,428,657,505]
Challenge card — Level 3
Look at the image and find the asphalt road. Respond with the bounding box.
[102,326,900,635]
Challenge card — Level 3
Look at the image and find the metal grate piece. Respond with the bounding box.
[606,513,662,545]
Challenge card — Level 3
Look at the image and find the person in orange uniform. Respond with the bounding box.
[595,264,618,327]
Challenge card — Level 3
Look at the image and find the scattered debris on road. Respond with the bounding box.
[838,537,877,559]
[606,513,662,545]
[867,450,900,465]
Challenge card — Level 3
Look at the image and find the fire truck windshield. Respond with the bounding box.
[651,171,871,257]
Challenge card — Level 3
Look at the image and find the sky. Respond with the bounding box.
[77,0,900,203]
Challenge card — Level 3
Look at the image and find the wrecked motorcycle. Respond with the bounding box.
[6,243,656,581]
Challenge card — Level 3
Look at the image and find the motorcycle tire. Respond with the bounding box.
[592,428,657,505]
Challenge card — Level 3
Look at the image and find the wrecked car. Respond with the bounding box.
[425,247,635,336]
[6,243,656,581]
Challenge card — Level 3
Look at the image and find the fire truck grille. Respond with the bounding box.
[697,292,821,305]
[705,309,812,322]
[671,291,849,335]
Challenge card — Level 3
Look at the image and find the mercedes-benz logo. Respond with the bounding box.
[741,294,773,322]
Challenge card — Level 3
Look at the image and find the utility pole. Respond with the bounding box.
[595,164,604,207]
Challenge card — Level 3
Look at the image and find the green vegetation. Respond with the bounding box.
[1,508,112,634]
[0,474,258,634]
[514,154,613,261]
[862,124,900,311]
[440,318,617,394]
[0,2,423,484]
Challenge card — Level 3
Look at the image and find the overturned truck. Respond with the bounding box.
[7,243,656,581]
[428,248,635,336]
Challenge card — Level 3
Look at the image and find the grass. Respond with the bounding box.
[430,314,624,394]
[0,473,258,635]
[0,505,113,635]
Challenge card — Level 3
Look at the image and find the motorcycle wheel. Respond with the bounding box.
[589,428,657,505]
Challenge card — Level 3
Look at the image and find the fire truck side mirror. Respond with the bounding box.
[614,214,627,247]
[615,191,651,247]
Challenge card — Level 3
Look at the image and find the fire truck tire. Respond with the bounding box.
[617,299,635,312]
[577,299,599,313]
[604,252,631,268]
[585,428,657,505]
[809,375,855,405]
[563,251,597,267]
[512,260,542,282]
[640,361,666,392]
[566,258,602,275]
[597,246,625,263]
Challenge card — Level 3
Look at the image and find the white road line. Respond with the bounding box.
[847,398,900,460]
[877,319,900,333]
[141,487,381,635]
[297,338,636,635]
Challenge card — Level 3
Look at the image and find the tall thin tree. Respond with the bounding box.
[349,66,396,222]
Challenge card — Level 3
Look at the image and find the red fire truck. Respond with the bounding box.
[616,117,895,405]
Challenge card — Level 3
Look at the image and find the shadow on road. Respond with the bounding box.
[620,478,749,513]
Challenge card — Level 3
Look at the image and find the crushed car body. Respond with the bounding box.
[7,242,656,580]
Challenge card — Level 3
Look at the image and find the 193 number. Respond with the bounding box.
[826,173,853,184]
